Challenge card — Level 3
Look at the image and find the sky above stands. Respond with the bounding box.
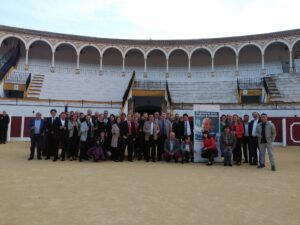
[0,0,299,40]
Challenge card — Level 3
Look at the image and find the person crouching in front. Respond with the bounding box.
[181,136,194,163]
[201,131,217,166]
[220,125,236,166]
[163,132,181,163]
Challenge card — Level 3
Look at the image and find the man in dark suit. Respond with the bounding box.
[248,112,261,165]
[138,113,148,160]
[172,113,182,141]
[0,111,10,144]
[180,113,194,141]
[124,114,136,162]
[54,112,69,161]
[45,109,59,160]
[28,112,44,160]
[119,113,128,162]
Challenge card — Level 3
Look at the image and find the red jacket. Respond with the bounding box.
[230,123,244,139]
[203,137,216,151]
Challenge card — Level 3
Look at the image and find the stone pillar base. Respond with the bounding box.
[235,70,240,76]
[211,72,215,77]
[165,72,169,78]
[261,68,266,75]
[122,71,126,76]
[289,67,294,74]
[99,70,103,76]
[75,68,80,75]
[24,64,29,71]
[187,72,191,78]
[143,72,147,78]
[50,66,55,73]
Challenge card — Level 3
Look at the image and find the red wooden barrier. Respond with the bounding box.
[286,117,300,146]
[10,116,22,138]
[23,117,35,138]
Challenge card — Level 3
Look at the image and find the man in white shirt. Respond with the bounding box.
[180,113,194,141]
[143,114,160,162]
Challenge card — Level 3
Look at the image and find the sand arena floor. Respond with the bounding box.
[0,142,299,225]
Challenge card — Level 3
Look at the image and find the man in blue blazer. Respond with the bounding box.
[28,112,45,160]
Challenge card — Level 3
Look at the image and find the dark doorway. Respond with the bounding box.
[133,96,164,115]
[134,106,162,115]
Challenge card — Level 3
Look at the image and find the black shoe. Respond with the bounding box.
[152,159,156,162]
[271,165,276,171]
[61,158,65,161]
[28,157,34,160]
[257,164,265,168]
[37,156,42,160]
[53,158,57,162]
[45,157,50,160]
[128,159,133,162]
[228,164,232,167]
[237,162,241,166]
[79,158,83,162]
[224,163,227,166]
[244,160,248,163]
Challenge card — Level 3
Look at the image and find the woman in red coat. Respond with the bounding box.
[201,131,217,165]
[230,114,244,165]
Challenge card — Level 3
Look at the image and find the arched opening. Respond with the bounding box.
[292,40,300,72]
[28,40,52,73]
[0,37,26,70]
[214,47,236,76]
[146,49,167,78]
[168,49,189,76]
[102,47,123,75]
[55,43,77,73]
[79,46,100,75]
[264,42,289,74]
[125,49,144,75]
[238,45,262,77]
[190,48,212,77]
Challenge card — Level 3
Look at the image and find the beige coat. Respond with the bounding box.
[111,123,120,148]
[143,121,160,141]
[158,119,172,138]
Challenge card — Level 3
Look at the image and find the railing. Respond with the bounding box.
[166,80,172,105]
[237,77,263,89]
[0,44,20,82]
[262,77,269,95]
[133,79,166,90]
[122,71,136,107]
[25,73,31,90]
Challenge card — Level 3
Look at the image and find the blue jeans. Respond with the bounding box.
[223,147,233,165]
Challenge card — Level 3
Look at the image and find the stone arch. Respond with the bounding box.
[27,38,54,52]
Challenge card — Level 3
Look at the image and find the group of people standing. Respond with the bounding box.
[27,109,277,171]
[219,112,277,171]
[28,109,194,164]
